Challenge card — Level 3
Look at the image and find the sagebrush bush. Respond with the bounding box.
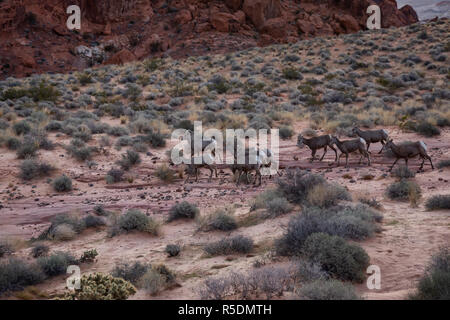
[37,251,78,277]
[112,261,150,285]
[0,240,13,258]
[386,179,421,201]
[82,215,106,228]
[204,235,253,256]
[13,121,31,135]
[0,259,45,295]
[277,169,325,204]
[117,150,141,170]
[165,244,181,257]
[62,273,136,300]
[392,165,415,179]
[425,195,450,210]
[30,243,49,258]
[410,246,450,300]
[302,233,370,282]
[265,197,292,217]
[199,209,238,232]
[106,168,124,184]
[20,159,54,180]
[140,265,176,296]
[16,141,38,159]
[437,160,450,169]
[111,210,159,236]
[306,183,350,208]
[298,279,360,300]
[38,214,85,240]
[279,126,294,140]
[275,205,381,256]
[414,121,441,137]
[154,164,176,182]
[52,175,73,192]
[168,201,199,222]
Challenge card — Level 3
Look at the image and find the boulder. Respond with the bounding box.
[242,0,283,29]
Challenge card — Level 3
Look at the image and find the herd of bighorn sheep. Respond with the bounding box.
[182,126,434,185]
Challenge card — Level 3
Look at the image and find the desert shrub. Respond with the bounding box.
[30,244,49,258]
[112,261,150,285]
[77,72,93,86]
[414,121,441,137]
[38,214,85,240]
[20,159,54,180]
[302,233,370,282]
[13,121,31,135]
[140,265,176,296]
[282,68,303,80]
[386,179,421,201]
[27,81,60,102]
[6,136,20,150]
[306,183,350,208]
[298,279,360,300]
[295,260,329,282]
[52,175,72,192]
[277,169,325,204]
[265,197,292,217]
[62,273,136,300]
[106,168,124,184]
[82,215,106,228]
[199,209,238,232]
[425,195,450,211]
[358,197,382,210]
[37,251,77,277]
[410,246,450,300]
[392,165,415,179]
[0,259,45,295]
[116,150,141,170]
[437,160,450,169]
[278,126,294,140]
[154,164,176,182]
[0,240,13,258]
[145,131,166,148]
[251,189,284,210]
[111,210,159,236]
[79,249,98,263]
[168,201,199,222]
[165,244,181,257]
[93,204,109,216]
[204,235,253,256]
[16,141,38,159]
[276,205,381,256]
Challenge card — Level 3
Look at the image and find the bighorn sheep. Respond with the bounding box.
[231,148,262,186]
[297,134,338,162]
[184,154,218,183]
[186,130,217,157]
[382,139,434,171]
[331,136,371,167]
[352,127,389,154]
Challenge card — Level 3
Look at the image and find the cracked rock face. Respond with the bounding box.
[0,0,418,79]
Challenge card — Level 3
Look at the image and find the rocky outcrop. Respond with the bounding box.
[0,0,419,79]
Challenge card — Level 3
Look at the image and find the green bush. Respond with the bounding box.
[106,168,124,184]
[140,265,176,296]
[82,215,106,228]
[392,165,415,179]
[168,201,199,222]
[414,121,441,137]
[111,210,159,236]
[16,141,38,159]
[112,261,150,285]
[302,233,370,282]
[154,164,176,182]
[282,68,303,80]
[20,159,54,180]
[265,197,292,217]
[204,235,253,256]
[62,273,136,300]
[38,214,85,240]
[37,251,78,277]
[165,244,181,257]
[200,209,238,232]
[279,126,294,140]
[117,150,141,171]
[0,259,45,295]
[0,240,13,258]
[13,121,31,135]
[386,179,421,201]
[298,279,360,300]
[52,175,73,192]
[31,243,49,258]
[277,169,326,204]
[437,160,450,169]
[79,249,98,263]
[410,246,450,300]
[425,195,450,211]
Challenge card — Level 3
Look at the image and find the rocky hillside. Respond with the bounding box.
[0,0,418,79]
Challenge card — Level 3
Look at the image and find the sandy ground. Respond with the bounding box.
[0,121,448,300]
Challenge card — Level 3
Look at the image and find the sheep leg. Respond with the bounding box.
[345,153,349,167]
[389,158,399,171]
[366,142,371,153]
[310,149,317,162]
[329,145,338,162]
[428,155,434,170]
[320,146,327,161]
[419,157,425,171]
[236,170,242,186]
[208,167,213,182]
[337,153,344,166]
[378,141,385,154]
[195,167,199,182]
[367,151,371,166]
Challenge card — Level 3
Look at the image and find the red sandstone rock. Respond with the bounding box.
[104,48,136,65]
